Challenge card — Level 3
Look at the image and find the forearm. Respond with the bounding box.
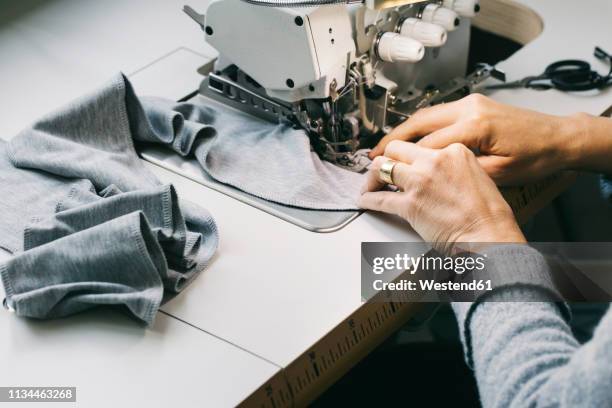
[458,297,612,408]
[455,295,576,408]
[453,246,612,407]
[564,113,612,176]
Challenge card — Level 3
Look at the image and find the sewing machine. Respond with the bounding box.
[142,0,492,232]
[185,0,487,171]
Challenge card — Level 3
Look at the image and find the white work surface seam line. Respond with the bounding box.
[128,46,216,78]
[158,310,283,368]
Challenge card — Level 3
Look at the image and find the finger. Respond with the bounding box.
[370,101,466,158]
[389,161,417,190]
[369,156,387,171]
[416,122,483,151]
[383,141,433,164]
[361,157,387,194]
[477,155,513,185]
[358,191,406,216]
[361,158,413,194]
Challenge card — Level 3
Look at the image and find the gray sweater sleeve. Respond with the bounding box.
[452,246,612,408]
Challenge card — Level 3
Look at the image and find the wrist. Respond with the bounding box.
[556,113,591,171]
[458,215,526,246]
[560,113,612,173]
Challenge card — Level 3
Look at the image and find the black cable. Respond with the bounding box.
[488,46,612,92]
[545,55,612,92]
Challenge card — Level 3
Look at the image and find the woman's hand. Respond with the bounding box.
[359,141,526,251]
[370,94,588,186]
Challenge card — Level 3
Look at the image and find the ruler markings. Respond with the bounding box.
[241,172,577,408]
[240,300,424,407]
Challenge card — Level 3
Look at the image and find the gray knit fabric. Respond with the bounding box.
[452,245,612,407]
[141,96,366,210]
[1,74,218,326]
[0,72,366,325]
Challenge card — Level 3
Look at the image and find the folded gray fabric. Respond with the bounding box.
[2,212,166,325]
[8,75,365,211]
[0,142,88,254]
[1,71,363,325]
[138,96,367,210]
[1,74,219,325]
[25,184,209,293]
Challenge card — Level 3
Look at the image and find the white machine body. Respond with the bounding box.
[205,3,355,102]
[186,0,485,169]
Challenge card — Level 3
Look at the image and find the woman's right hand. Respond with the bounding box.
[370,94,592,186]
[360,142,526,252]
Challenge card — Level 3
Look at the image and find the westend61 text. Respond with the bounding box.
[373,279,493,292]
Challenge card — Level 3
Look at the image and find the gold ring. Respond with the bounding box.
[379,159,397,185]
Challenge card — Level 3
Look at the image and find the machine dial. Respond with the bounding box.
[420,4,460,32]
[398,18,448,48]
[375,32,425,63]
[443,0,481,18]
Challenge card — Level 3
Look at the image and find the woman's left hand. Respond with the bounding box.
[359,140,526,250]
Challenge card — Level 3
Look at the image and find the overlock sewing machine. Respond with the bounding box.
[184,0,491,171]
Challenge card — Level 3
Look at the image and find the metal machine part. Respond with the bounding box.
[185,0,483,171]
[234,0,431,9]
[238,0,363,7]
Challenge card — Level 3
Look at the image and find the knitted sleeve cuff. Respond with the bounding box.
[452,244,571,368]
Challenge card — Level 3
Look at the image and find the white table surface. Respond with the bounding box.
[0,308,279,408]
[0,2,279,407]
[0,0,611,406]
